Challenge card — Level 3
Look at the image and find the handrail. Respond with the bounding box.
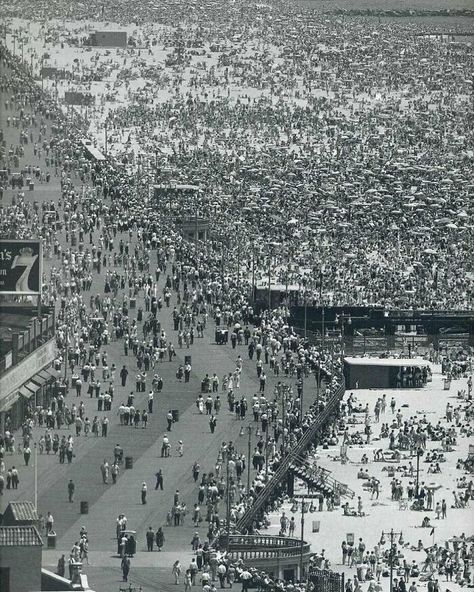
[226,534,311,561]
[228,534,303,548]
[290,460,355,499]
[236,383,345,532]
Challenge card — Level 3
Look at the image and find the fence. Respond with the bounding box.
[226,534,311,561]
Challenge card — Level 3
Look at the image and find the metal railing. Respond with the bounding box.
[226,534,311,561]
[290,456,355,499]
[236,382,345,532]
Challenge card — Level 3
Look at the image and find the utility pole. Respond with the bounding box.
[247,425,252,494]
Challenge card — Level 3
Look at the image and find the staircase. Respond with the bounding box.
[290,454,355,499]
[236,382,345,533]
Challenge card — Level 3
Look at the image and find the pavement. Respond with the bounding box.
[0,62,313,590]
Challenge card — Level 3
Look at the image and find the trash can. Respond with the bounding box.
[171,409,179,423]
[130,298,136,309]
[80,501,89,514]
[443,379,451,391]
[47,532,56,549]
[29,181,34,191]
[125,456,133,469]
[201,380,207,393]
[185,355,192,366]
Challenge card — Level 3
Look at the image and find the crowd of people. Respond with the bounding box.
[2,0,474,311]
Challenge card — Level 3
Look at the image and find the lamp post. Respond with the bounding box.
[226,452,231,552]
[34,443,38,511]
[246,425,252,495]
[300,497,307,580]
[303,290,309,339]
[379,529,404,592]
[336,314,352,363]
[415,446,424,498]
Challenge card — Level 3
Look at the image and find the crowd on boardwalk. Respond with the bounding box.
[3,0,474,311]
[1,1,474,591]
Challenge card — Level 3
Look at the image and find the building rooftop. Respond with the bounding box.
[0,526,43,547]
[4,501,39,523]
[344,356,431,368]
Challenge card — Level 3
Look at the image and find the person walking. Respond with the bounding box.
[184,569,192,591]
[155,526,165,551]
[121,556,131,582]
[67,479,75,503]
[172,559,182,584]
[146,527,154,551]
[155,469,164,490]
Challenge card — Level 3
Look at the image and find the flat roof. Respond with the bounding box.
[344,357,430,368]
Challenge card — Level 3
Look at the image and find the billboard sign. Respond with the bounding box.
[0,240,42,294]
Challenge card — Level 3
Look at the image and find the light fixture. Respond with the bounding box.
[379,533,386,546]
[398,533,404,546]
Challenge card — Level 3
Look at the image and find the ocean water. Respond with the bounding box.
[295,0,473,9]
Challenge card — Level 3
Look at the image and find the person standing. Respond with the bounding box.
[120,365,129,387]
[192,462,200,482]
[46,511,54,533]
[141,482,147,504]
[57,554,66,577]
[24,445,31,466]
[146,527,154,551]
[148,391,154,413]
[217,562,227,588]
[68,479,75,502]
[111,461,120,484]
[100,460,109,484]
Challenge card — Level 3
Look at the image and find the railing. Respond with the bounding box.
[290,457,355,499]
[236,382,345,532]
[226,534,311,561]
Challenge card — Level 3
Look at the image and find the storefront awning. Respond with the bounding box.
[18,384,36,399]
[29,373,49,389]
[42,368,60,381]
